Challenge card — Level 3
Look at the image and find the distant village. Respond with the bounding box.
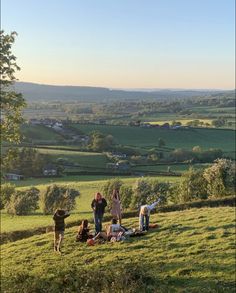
[28,118,188,130]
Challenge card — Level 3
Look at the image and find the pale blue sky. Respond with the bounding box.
[2,0,235,89]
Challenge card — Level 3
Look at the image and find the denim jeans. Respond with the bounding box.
[139,214,150,231]
[94,212,103,234]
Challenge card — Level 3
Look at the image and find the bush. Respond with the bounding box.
[177,168,208,203]
[102,178,123,209]
[119,185,133,210]
[40,184,80,214]
[0,183,15,209]
[131,178,169,209]
[203,159,235,198]
[5,187,39,215]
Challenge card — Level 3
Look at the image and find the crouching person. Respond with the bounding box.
[76,220,93,242]
[53,209,70,253]
[139,198,161,231]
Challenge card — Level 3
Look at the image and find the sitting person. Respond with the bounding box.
[76,220,93,242]
[139,198,162,231]
[92,218,125,242]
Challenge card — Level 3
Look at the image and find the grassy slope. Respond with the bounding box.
[1,207,235,292]
[73,124,235,151]
[21,124,63,141]
[36,148,109,167]
[1,176,180,233]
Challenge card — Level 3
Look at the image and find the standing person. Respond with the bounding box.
[53,209,70,254]
[111,189,122,225]
[139,198,162,231]
[91,192,107,235]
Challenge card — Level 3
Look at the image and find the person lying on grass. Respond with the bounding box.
[76,219,93,242]
[53,209,70,253]
[92,218,125,242]
[139,197,162,232]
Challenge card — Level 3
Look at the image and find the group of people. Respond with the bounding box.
[53,189,162,253]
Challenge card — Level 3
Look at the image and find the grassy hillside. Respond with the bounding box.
[1,207,235,292]
[72,124,235,152]
[21,124,64,141]
[36,148,109,168]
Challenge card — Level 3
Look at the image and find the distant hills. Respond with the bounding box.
[13,82,233,102]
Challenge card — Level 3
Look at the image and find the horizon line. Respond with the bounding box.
[15,80,235,92]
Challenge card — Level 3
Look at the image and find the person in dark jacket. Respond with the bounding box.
[91,192,107,234]
[53,209,70,253]
[76,219,93,242]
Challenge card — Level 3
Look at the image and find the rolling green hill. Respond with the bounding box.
[1,207,235,292]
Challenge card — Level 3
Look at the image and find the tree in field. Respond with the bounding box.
[211,118,226,128]
[177,168,207,202]
[102,178,123,209]
[131,178,169,209]
[0,183,15,209]
[158,138,166,148]
[119,185,133,210]
[89,131,115,152]
[40,184,80,214]
[5,187,40,215]
[203,159,235,197]
[2,147,49,177]
[0,31,26,143]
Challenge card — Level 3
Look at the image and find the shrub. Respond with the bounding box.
[5,187,39,215]
[203,159,235,197]
[177,168,208,203]
[102,178,123,209]
[119,185,133,210]
[40,184,79,214]
[0,183,15,209]
[131,178,169,209]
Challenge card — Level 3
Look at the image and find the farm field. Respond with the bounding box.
[1,175,180,233]
[133,163,210,173]
[36,148,109,168]
[1,207,235,292]
[72,124,235,152]
[21,124,64,141]
[148,119,213,126]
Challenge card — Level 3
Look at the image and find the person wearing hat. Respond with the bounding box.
[139,198,162,231]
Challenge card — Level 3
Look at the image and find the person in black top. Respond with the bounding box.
[53,209,70,253]
[91,192,107,234]
[76,219,93,242]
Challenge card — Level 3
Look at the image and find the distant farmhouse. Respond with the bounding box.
[42,164,58,176]
[4,173,24,181]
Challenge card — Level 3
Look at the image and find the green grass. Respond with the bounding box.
[1,175,180,233]
[72,124,235,152]
[1,207,235,292]
[36,148,109,167]
[21,124,63,141]
[132,163,211,173]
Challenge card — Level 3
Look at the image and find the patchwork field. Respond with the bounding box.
[72,124,235,152]
[148,119,213,126]
[1,207,235,292]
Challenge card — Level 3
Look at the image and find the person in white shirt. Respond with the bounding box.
[139,198,162,231]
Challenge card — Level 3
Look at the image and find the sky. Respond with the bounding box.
[2,0,235,89]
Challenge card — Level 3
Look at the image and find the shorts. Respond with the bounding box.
[54,230,64,238]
